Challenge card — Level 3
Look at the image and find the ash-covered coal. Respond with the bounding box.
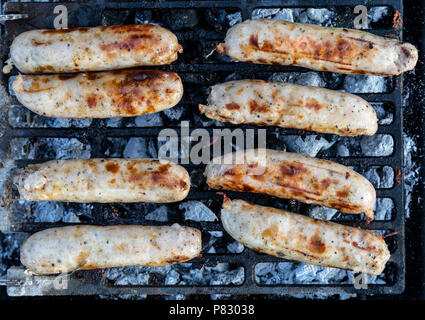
[255,262,387,285]
[105,262,244,286]
[9,138,91,160]
[179,201,218,222]
[343,75,389,93]
[8,106,92,129]
[251,6,393,29]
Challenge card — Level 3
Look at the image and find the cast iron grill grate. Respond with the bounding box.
[0,0,405,296]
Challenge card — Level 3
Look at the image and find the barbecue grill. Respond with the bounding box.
[0,0,406,297]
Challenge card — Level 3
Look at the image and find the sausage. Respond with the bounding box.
[20,224,202,275]
[221,196,390,275]
[14,158,190,203]
[199,79,377,136]
[12,70,183,118]
[216,19,418,76]
[205,149,376,221]
[9,24,183,74]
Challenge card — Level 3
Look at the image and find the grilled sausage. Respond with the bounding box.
[205,149,376,221]
[14,158,190,203]
[217,19,417,76]
[8,24,183,74]
[221,196,390,275]
[12,70,183,118]
[20,224,202,275]
[199,79,377,136]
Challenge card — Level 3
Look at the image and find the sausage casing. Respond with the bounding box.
[12,70,183,118]
[199,79,377,136]
[14,158,190,203]
[20,224,202,275]
[217,19,417,76]
[10,24,183,73]
[205,149,376,221]
[221,197,389,275]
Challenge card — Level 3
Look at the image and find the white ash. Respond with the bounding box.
[308,206,338,221]
[105,263,244,286]
[251,8,282,20]
[18,202,94,223]
[105,266,151,285]
[33,202,64,223]
[123,138,157,158]
[144,205,168,222]
[8,106,92,128]
[226,12,242,27]
[361,166,394,189]
[268,72,325,87]
[105,117,122,128]
[179,201,218,222]
[336,143,350,156]
[163,106,184,120]
[374,198,393,220]
[343,75,387,93]
[0,234,20,276]
[360,135,394,156]
[255,262,387,285]
[305,8,336,26]
[165,270,181,285]
[368,7,389,25]
[62,211,81,223]
[280,135,335,157]
[9,138,91,160]
[404,134,419,219]
[134,112,164,127]
[227,241,244,253]
[372,103,393,125]
[252,8,336,27]
[205,231,223,254]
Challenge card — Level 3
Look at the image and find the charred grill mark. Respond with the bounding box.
[34,65,55,72]
[345,36,376,46]
[293,249,320,259]
[86,95,97,109]
[352,241,376,251]
[225,103,240,110]
[280,162,305,176]
[99,34,156,52]
[307,234,326,254]
[249,34,289,55]
[261,225,279,241]
[275,182,321,196]
[105,162,120,174]
[86,73,98,81]
[336,187,350,198]
[401,47,411,59]
[305,98,324,113]
[249,100,268,113]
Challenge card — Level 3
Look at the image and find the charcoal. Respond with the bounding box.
[134,10,153,24]
[360,135,394,156]
[162,9,199,31]
[203,9,228,32]
[102,10,132,26]
[343,75,388,93]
